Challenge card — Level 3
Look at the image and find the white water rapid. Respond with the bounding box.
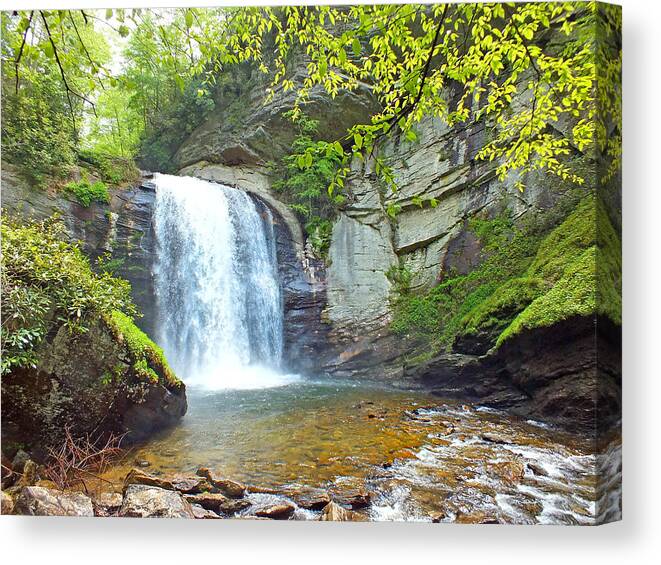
[152,173,299,390]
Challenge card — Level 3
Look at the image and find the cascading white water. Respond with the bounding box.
[152,173,298,390]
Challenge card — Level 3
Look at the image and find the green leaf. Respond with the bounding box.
[352,38,361,57]
[185,10,193,29]
[43,41,54,59]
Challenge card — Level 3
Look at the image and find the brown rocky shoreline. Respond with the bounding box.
[1,456,371,521]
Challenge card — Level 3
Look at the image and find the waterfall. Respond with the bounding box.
[152,173,297,390]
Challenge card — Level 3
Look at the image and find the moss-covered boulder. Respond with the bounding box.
[1,216,186,457]
[1,312,186,456]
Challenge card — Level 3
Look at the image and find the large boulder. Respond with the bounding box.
[1,316,186,454]
[14,486,94,517]
[119,484,194,518]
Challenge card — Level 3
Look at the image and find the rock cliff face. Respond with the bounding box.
[2,163,160,337]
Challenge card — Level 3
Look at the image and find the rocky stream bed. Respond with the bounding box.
[2,381,621,524]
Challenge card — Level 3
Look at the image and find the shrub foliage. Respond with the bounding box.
[1,216,136,375]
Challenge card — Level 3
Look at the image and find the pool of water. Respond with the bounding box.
[102,377,621,524]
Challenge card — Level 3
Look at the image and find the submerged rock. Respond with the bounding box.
[119,484,194,518]
[14,486,94,517]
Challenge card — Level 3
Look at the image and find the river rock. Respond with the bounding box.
[254,502,295,520]
[124,468,174,490]
[190,504,220,519]
[93,492,123,517]
[430,509,449,523]
[218,498,251,515]
[293,488,331,510]
[119,484,194,518]
[455,511,500,524]
[184,493,250,516]
[196,467,245,497]
[527,462,549,477]
[334,487,371,509]
[319,501,353,521]
[492,460,526,483]
[1,491,14,515]
[184,492,229,513]
[14,486,94,517]
[481,432,513,445]
[171,476,212,494]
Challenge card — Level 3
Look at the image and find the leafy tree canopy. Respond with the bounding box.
[1,3,621,192]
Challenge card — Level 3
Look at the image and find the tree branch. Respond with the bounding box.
[40,10,97,136]
[13,11,34,94]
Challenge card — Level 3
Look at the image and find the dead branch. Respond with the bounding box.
[43,426,126,493]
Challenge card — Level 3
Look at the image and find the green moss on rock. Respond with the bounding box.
[497,248,597,345]
[390,192,621,354]
[496,195,621,345]
[105,310,182,389]
[527,196,596,282]
[459,277,546,338]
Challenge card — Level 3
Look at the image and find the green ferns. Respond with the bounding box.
[105,310,182,389]
[391,194,621,352]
